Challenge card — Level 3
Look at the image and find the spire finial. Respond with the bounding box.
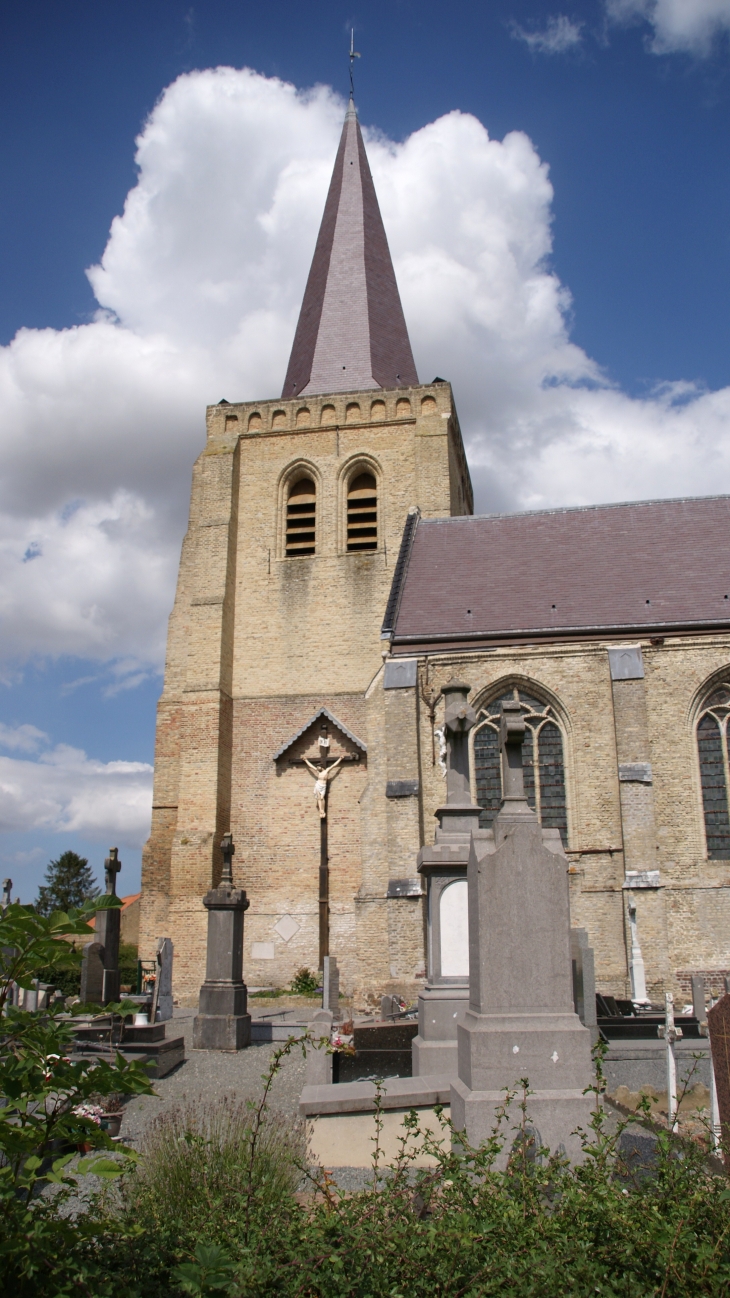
[349,28,360,100]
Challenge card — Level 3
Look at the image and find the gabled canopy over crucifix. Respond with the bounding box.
[273,707,367,965]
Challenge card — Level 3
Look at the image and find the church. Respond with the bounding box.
[139,94,730,1008]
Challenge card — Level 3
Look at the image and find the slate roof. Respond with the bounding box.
[385,495,730,650]
[281,98,418,399]
[272,707,367,761]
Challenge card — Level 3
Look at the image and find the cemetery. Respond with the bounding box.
[3,56,730,1297]
[3,691,730,1294]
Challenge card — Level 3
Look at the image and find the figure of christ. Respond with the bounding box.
[303,755,344,818]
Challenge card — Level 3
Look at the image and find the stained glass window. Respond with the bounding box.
[472,687,568,845]
[697,689,730,859]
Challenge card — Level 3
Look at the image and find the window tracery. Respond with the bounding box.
[472,686,567,844]
[696,685,730,858]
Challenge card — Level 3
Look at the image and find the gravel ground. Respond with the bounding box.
[119,1003,316,1149]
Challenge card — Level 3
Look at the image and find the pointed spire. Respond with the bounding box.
[282,99,419,398]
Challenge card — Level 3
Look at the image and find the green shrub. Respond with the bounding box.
[289,967,320,995]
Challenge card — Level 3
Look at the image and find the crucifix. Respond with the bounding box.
[289,721,355,967]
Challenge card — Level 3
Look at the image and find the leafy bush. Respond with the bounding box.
[289,967,320,995]
[0,899,155,1294]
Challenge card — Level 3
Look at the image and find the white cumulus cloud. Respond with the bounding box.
[0,735,152,847]
[606,0,730,54]
[1,61,730,687]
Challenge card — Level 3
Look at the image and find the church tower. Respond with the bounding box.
[139,96,473,1001]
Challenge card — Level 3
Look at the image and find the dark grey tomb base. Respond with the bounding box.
[193,983,251,1051]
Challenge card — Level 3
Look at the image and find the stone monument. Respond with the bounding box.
[154,937,174,1021]
[451,699,594,1161]
[412,679,483,1076]
[80,941,105,1005]
[95,848,122,1005]
[193,833,252,1050]
[570,928,598,1045]
[322,955,339,1018]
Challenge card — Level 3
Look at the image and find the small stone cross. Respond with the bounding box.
[104,848,122,896]
[220,832,235,886]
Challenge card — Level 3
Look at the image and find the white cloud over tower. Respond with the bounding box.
[0,64,729,677]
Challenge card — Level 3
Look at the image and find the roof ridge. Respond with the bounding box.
[419,493,730,525]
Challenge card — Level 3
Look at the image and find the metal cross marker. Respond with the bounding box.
[349,28,360,99]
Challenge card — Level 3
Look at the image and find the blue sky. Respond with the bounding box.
[1,0,729,902]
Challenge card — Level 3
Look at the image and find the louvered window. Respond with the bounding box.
[472,687,568,845]
[697,687,730,858]
[285,478,316,556]
[347,472,377,552]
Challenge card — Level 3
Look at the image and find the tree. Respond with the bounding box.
[35,851,100,916]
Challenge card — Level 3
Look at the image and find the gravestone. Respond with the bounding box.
[707,993,730,1168]
[691,975,706,1025]
[451,700,594,1162]
[80,941,105,1005]
[193,833,252,1050]
[381,994,399,1018]
[412,678,483,1077]
[322,955,339,1018]
[2,877,11,911]
[95,848,122,1004]
[306,1009,334,1085]
[570,928,598,1045]
[155,938,174,1021]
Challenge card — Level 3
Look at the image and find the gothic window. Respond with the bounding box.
[472,687,568,844]
[696,686,730,859]
[346,472,377,552]
[285,477,316,556]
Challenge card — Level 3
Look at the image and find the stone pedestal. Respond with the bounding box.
[451,700,594,1162]
[413,679,479,1077]
[193,835,251,1051]
[96,848,122,1005]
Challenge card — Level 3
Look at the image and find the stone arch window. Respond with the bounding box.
[248,412,262,431]
[295,407,310,427]
[696,684,730,859]
[285,477,316,556]
[472,686,568,844]
[346,471,377,552]
[396,398,412,417]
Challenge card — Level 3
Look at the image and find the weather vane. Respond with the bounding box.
[349,28,360,99]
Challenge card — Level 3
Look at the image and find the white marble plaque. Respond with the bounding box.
[251,942,275,960]
[439,879,469,977]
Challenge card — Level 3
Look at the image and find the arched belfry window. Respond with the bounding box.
[285,477,316,556]
[346,472,377,551]
[472,687,568,844]
[697,684,730,858]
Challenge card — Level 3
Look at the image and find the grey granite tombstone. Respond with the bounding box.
[80,941,105,1005]
[412,679,483,1077]
[570,928,598,1045]
[306,1008,334,1084]
[95,848,121,1005]
[691,975,707,1025]
[322,955,339,1018]
[155,938,174,1021]
[451,700,594,1162]
[193,834,252,1051]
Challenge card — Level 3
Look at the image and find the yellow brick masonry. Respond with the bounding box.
[140,383,472,1002]
[141,370,730,1005]
[415,638,730,1002]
